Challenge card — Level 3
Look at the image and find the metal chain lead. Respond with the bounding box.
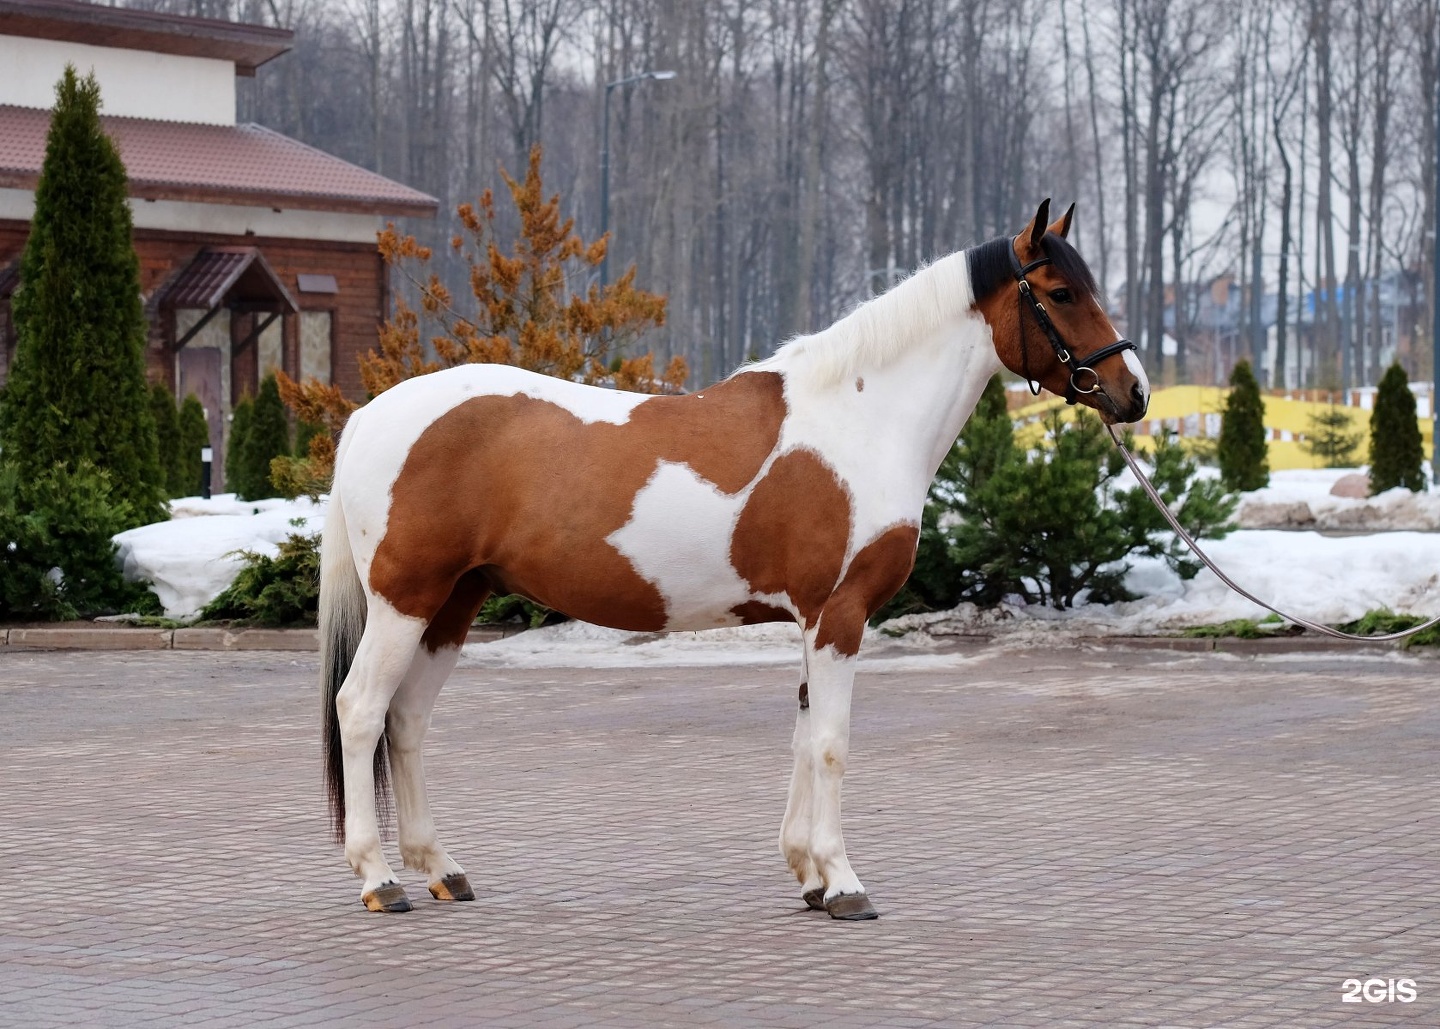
[1105,424,1440,643]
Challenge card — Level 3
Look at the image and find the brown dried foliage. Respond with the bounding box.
[276,145,684,489]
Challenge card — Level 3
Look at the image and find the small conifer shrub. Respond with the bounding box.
[238,373,292,499]
[149,382,183,498]
[1218,359,1270,491]
[1368,363,1426,494]
[226,394,254,498]
[176,394,209,498]
[1300,403,1363,468]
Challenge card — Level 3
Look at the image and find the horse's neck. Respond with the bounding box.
[775,256,1000,483]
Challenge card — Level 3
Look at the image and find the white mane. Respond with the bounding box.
[749,250,976,388]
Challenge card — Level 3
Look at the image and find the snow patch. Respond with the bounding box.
[114,494,324,618]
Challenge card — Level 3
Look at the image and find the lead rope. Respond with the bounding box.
[1105,424,1440,643]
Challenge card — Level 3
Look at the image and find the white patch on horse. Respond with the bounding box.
[1122,347,1151,404]
[607,460,755,630]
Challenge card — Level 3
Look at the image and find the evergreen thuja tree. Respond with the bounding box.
[176,394,209,498]
[226,394,254,498]
[1369,363,1426,494]
[1218,359,1270,491]
[0,67,164,523]
[238,373,292,499]
[149,382,181,498]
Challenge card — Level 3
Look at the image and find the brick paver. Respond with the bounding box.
[0,645,1435,1027]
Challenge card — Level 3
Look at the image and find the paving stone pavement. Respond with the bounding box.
[0,645,1436,1028]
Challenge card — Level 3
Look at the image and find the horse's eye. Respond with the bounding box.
[1050,288,1073,304]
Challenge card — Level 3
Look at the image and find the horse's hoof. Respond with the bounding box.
[801,887,826,911]
[428,873,475,902]
[361,882,413,912]
[826,892,878,921]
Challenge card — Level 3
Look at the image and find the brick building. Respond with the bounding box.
[0,0,436,486]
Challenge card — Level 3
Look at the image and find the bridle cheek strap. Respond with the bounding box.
[1010,248,1137,404]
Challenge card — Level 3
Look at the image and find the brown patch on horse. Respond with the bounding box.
[373,371,787,635]
[730,447,852,627]
[419,568,490,652]
[731,600,794,625]
[813,523,920,657]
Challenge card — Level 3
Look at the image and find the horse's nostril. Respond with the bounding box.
[1129,382,1149,419]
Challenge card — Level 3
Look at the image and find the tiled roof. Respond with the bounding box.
[0,105,438,216]
[0,0,293,76]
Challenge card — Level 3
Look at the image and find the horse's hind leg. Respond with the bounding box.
[389,641,473,902]
[779,655,826,910]
[336,602,427,911]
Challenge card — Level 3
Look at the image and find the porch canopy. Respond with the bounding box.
[158,246,298,352]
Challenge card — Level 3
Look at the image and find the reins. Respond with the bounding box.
[1105,423,1440,643]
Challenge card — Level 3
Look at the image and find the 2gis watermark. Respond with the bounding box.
[1341,978,1417,1004]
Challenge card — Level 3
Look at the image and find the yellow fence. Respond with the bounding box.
[1011,385,1434,470]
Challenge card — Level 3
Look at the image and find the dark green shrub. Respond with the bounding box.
[238,374,291,500]
[225,394,254,498]
[478,593,560,628]
[878,379,1237,617]
[0,67,165,523]
[1300,404,1363,468]
[1369,364,1426,494]
[0,460,161,620]
[149,382,182,498]
[200,532,320,626]
[1218,359,1269,491]
[176,393,209,497]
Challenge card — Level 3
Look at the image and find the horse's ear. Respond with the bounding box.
[1048,202,1075,239]
[1023,198,1051,251]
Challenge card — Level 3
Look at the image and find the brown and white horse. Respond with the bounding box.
[321,200,1149,919]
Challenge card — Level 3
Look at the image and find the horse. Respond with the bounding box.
[320,199,1150,920]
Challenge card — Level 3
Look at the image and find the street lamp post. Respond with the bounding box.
[600,69,676,290]
[1432,49,1440,482]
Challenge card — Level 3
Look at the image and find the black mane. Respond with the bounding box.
[965,232,1104,305]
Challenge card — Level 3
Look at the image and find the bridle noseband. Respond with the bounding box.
[1009,244,1137,404]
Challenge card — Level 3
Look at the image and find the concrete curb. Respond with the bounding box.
[1,625,517,652]
[0,625,1427,654]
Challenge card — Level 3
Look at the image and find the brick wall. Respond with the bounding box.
[0,219,384,400]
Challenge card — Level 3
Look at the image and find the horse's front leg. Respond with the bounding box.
[803,636,877,920]
[779,652,826,910]
[388,642,473,903]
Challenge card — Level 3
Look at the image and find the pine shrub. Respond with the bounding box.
[0,67,165,524]
[1300,404,1363,468]
[200,532,320,626]
[0,460,161,620]
[238,373,291,499]
[149,382,182,498]
[225,394,254,498]
[1368,364,1426,494]
[878,380,1237,616]
[1218,359,1270,491]
[176,394,209,498]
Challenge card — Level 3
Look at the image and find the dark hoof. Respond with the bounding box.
[362,882,413,912]
[801,887,826,911]
[826,892,878,921]
[428,872,475,902]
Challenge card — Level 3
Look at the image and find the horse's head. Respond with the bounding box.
[974,199,1150,424]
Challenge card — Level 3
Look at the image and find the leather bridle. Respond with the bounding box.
[1009,242,1137,404]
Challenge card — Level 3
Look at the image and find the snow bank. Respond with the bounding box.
[1236,469,1440,531]
[889,528,1440,643]
[114,494,323,618]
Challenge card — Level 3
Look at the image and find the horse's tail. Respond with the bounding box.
[319,421,385,844]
